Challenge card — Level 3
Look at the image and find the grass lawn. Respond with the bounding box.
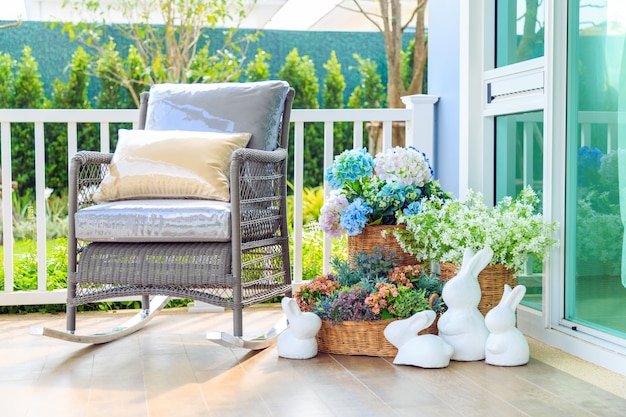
[0,239,66,262]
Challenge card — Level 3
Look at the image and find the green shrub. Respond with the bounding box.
[347,53,385,109]
[278,48,325,189]
[322,51,353,155]
[244,48,271,82]
[295,222,347,282]
[11,191,68,240]
[0,238,67,292]
[9,46,45,197]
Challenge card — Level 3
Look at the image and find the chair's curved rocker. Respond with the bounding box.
[33,82,295,348]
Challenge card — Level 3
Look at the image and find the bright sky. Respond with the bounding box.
[1,1,26,20]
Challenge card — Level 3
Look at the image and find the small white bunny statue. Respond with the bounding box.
[484,284,529,366]
[277,297,322,360]
[437,246,493,361]
[384,310,454,368]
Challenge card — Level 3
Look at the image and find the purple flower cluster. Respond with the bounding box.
[313,285,380,323]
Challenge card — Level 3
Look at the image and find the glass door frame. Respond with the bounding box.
[461,0,626,375]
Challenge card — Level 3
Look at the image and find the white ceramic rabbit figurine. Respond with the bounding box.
[384,310,454,368]
[484,284,529,366]
[437,246,493,361]
[277,297,322,359]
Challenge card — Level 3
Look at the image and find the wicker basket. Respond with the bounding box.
[348,224,418,268]
[439,262,517,316]
[316,315,439,357]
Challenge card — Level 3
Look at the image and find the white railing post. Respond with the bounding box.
[293,121,305,285]
[1,122,14,292]
[401,94,439,172]
[322,121,334,275]
[34,122,47,291]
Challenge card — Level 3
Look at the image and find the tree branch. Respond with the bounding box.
[0,21,22,30]
[348,0,384,33]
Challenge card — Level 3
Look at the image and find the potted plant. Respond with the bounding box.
[295,248,446,357]
[394,186,559,315]
[319,146,449,266]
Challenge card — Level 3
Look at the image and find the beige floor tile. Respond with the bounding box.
[1,307,626,417]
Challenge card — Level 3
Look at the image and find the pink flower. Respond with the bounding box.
[319,191,349,238]
[388,264,423,288]
[365,283,399,315]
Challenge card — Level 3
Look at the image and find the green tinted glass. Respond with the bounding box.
[565,0,626,337]
[495,111,544,310]
[496,0,545,67]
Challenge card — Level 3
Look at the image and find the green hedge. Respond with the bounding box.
[0,21,413,105]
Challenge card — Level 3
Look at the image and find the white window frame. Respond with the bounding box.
[461,0,626,374]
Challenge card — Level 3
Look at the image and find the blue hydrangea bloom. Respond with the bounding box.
[403,201,422,216]
[326,148,375,189]
[340,199,373,236]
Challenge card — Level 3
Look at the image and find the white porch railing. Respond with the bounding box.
[0,95,439,306]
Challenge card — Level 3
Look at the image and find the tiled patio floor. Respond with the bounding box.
[1,304,625,417]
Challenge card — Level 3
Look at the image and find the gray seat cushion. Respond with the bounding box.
[75,199,231,243]
[144,81,290,151]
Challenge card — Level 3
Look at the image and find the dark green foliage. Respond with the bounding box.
[402,39,415,91]
[401,36,428,94]
[278,48,319,109]
[0,21,416,105]
[0,53,15,107]
[322,51,345,109]
[331,248,397,288]
[415,272,444,298]
[12,46,45,109]
[48,46,91,109]
[348,53,385,109]
[322,51,353,155]
[95,40,128,109]
[277,48,324,189]
[9,46,45,195]
[44,47,98,194]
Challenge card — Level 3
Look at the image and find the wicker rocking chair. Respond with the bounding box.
[34,81,295,347]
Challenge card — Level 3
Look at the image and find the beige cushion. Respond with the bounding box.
[93,129,251,202]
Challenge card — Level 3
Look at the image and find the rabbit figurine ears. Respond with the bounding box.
[385,310,454,368]
[277,297,322,360]
[496,284,526,311]
[459,246,494,278]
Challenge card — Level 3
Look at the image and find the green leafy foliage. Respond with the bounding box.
[0,52,16,107]
[347,53,385,109]
[293,222,347,282]
[331,247,397,288]
[322,51,345,109]
[244,48,272,82]
[296,249,445,323]
[278,48,319,110]
[9,46,45,195]
[45,47,99,194]
[322,50,352,155]
[277,48,324,188]
[57,0,257,107]
[94,40,129,109]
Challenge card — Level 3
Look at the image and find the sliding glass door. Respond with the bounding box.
[565,0,626,337]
